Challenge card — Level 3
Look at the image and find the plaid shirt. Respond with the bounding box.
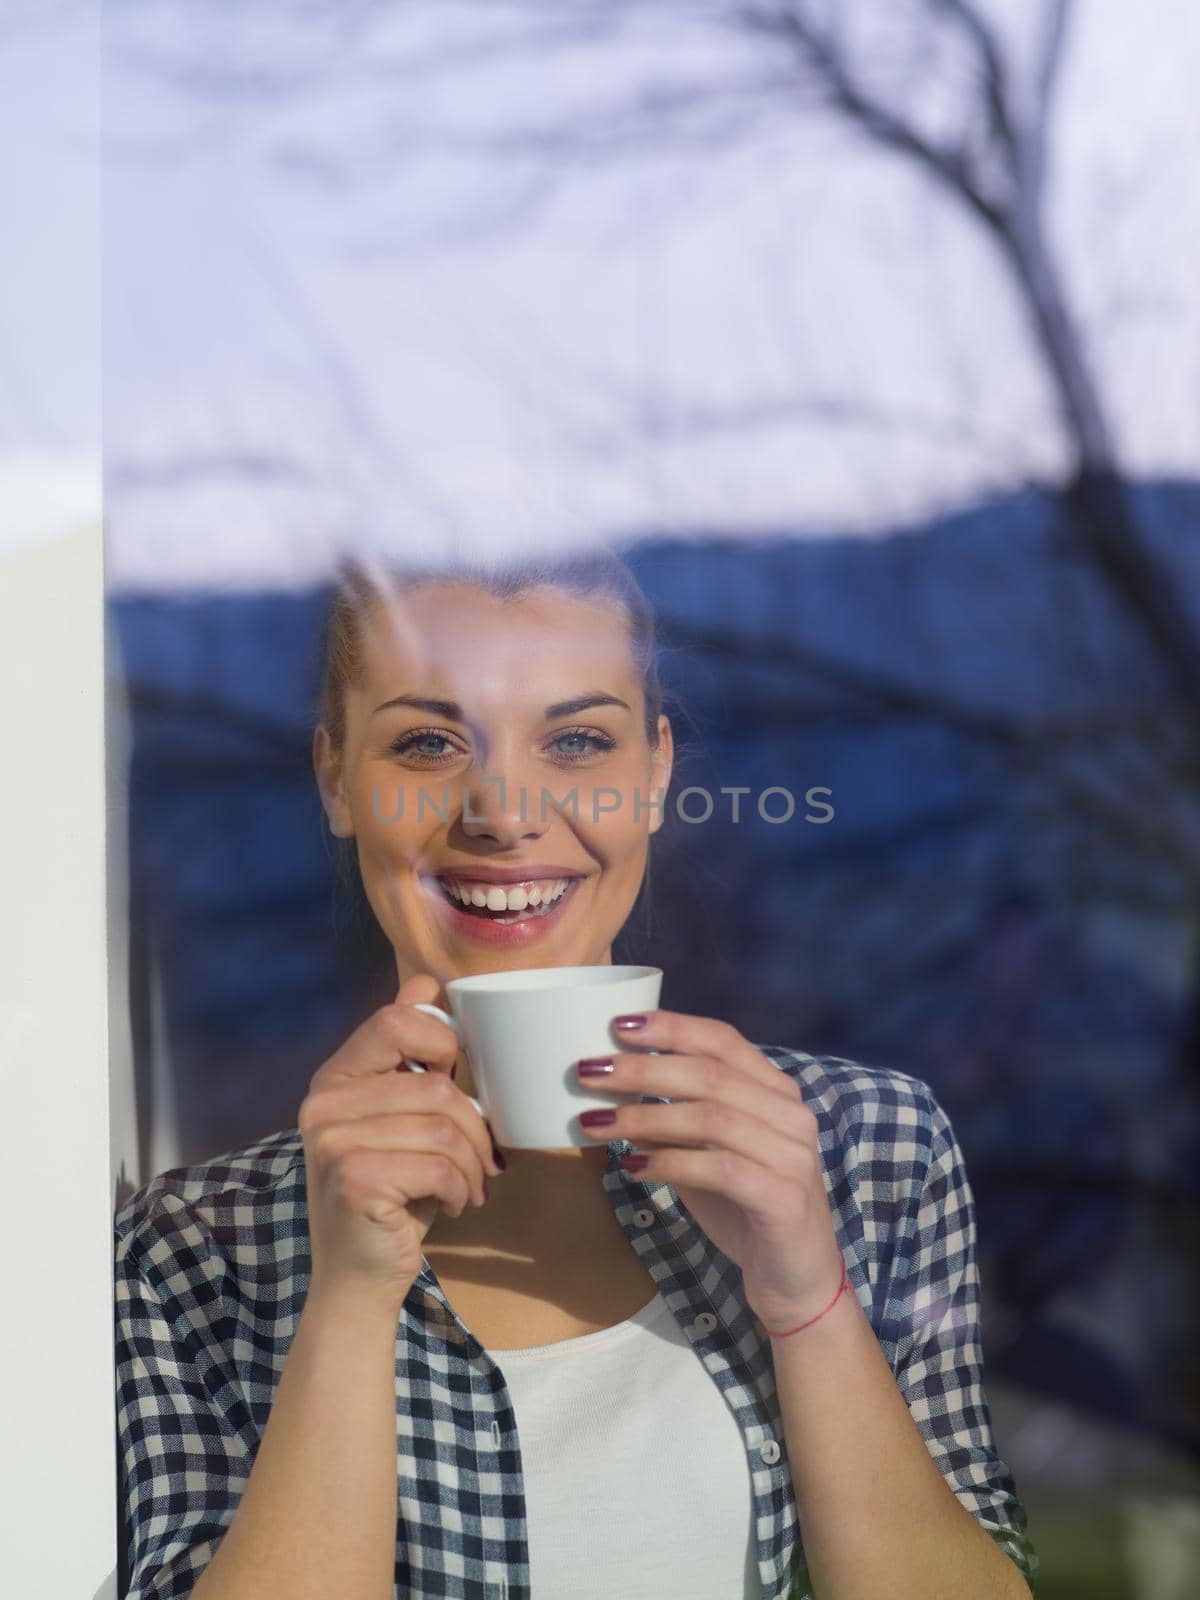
[114,1046,1039,1599]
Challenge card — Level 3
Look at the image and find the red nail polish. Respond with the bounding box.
[579,1109,618,1128]
[620,1153,650,1172]
[613,1014,646,1031]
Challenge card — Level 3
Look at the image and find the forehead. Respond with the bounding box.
[358,582,638,698]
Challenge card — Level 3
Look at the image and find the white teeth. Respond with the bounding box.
[441,877,571,913]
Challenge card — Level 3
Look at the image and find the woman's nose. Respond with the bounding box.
[460,769,551,845]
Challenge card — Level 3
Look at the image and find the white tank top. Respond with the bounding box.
[491,1290,762,1597]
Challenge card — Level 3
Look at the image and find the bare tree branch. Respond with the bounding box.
[1022,0,1072,206]
[936,0,1018,160]
[432,68,810,167]
[735,2,1008,229]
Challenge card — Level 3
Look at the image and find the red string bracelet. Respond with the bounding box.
[760,1256,851,1338]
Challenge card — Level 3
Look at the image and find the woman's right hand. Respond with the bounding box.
[298,973,501,1314]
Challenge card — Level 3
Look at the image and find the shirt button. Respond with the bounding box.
[760,1438,781,1465]
[692,1311,718,1334]
[632,1208,654,1227]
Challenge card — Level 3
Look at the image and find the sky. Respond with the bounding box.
[2,1,1197,586]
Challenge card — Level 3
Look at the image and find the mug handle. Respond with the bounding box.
[401,1002,488,1120]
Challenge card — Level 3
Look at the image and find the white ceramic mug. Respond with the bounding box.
[401,964,663,1148]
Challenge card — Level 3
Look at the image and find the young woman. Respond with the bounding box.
[114,548,1039,1600]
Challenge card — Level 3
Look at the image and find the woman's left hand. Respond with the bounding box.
[578,1010,846,1332]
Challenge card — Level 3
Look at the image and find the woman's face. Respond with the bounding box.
[314,581,673,991]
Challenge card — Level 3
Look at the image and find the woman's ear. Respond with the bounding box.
[647,715,674,837]
[313,725,356,839]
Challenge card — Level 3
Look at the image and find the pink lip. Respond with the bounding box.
[423,874,583,948]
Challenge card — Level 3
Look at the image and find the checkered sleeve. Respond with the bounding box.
[886,1087,1040,1594]
[114,1210,254,1599]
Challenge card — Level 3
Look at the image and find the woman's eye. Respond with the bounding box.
[389,729,459,763]
[551,729,617,762]
[388,727,616,764]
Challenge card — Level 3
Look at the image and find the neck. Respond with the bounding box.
[423,1139,618,1259]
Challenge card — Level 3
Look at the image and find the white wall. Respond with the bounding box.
[0,2,115,1591]
[0,523,118,1599]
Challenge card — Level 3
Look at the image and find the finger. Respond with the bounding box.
[397,972,444,1010]
[313,1112,488,1208]
[315,1001,460,1086]
[585,1095,819,1174]
[392,977,464,1078]
[340,1145,473,1223]
[610,1011,800,1104]
[312,1070,501,1183]
[594,1050,819,1142]
[617,1144,794,1217]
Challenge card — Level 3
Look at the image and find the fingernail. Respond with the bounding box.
[613,1014,646,1031]
[577,1057,615,1076]
[486,1123,507,1171]
[579,1109,618,1128]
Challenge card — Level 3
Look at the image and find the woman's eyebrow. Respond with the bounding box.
[542,692,634,719]
[371,693,462,720]
[371,691,632,720]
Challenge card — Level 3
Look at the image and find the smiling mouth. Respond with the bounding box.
[429,876,583,925]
